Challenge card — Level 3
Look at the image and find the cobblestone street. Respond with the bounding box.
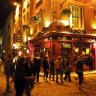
[0,72,96,96]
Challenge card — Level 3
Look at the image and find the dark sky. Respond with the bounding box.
[0,0,14,29]
[0,0,22,29]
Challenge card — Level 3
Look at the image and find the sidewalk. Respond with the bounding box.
[0,71,96,96]
[40,70,96,77]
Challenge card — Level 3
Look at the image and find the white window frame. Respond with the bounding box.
[70,5,84,30]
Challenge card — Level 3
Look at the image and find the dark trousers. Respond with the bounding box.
[14,79,24,96]
[49,70,55,81]
[89,64,93,70]
[44,69,48,79]
[24,78,34,96]
[33,70,40,82]
[56,69,63,83]
[6,75,10,91]
[36,71,40,82]
[77,72,83,85]
[64,71,71,81]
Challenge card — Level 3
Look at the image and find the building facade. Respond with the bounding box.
[2,0,96,71]
[21,0,96,71]
[3,11,14,58]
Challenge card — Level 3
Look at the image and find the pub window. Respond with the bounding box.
[70,5,84,29]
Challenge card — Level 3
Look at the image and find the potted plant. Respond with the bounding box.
[31,15,41,24]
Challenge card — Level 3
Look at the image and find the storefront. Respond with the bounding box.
[28,32,96,71]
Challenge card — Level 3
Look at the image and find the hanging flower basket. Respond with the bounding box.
[61,8,71,16]
[31,16,41,24]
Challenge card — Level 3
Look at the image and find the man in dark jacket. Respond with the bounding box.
[76,55,84,90]
[24,56,34,96]
[33,53,41,82]
[14,57,25,96]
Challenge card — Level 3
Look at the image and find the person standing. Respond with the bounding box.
[14,57,26,96]
[64,57,72,82]
[88,53,94,70]
[24,56,34,96]
[76,55,84,90]
[42,56,49,81]
[54,56,63,84]
[49,57,55,81]
[4,55,13,92]
[33,53,41,82]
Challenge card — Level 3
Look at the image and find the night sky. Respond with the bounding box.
[0,0,13,29]
[0,0,21,29]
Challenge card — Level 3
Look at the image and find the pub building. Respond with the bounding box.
[27,23,96,71]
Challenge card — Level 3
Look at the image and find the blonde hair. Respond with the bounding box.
[58,56,62,60]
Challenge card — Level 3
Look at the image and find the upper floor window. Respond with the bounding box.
[70,5,84,29]
[36,0,42,8]
[23,0,30,10]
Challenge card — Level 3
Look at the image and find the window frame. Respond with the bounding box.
[70,5,84,30]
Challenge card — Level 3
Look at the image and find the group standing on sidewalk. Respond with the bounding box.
[3,52,94,95]
[3,54,73,96]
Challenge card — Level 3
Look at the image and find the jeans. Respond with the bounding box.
[56,69,63,83]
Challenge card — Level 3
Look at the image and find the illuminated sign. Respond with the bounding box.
[61,43,71,48]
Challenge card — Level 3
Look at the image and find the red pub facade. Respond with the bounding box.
[28,31,96,71]
[21,0,96,71]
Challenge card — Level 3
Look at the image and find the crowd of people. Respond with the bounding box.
[2,52,94,96]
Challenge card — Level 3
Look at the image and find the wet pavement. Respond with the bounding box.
[0,72,96,96]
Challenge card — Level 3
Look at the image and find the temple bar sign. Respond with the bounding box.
[61,43,72,48]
